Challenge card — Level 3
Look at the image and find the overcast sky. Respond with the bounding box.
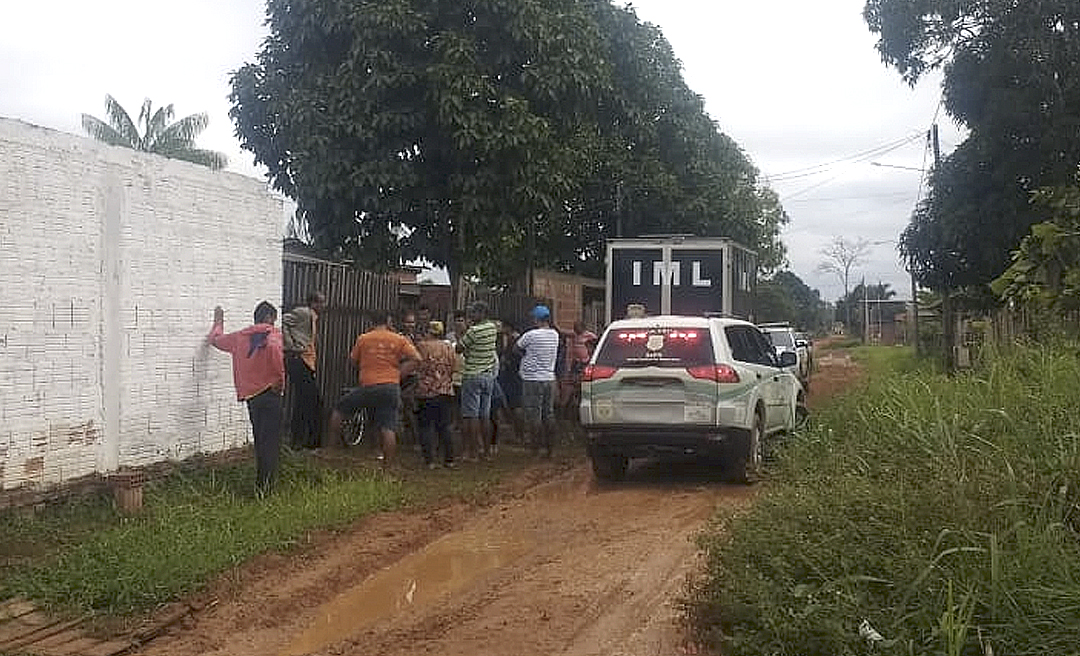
[1,0,961,301]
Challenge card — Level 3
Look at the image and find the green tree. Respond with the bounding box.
[836,281,897,341]
[992,174,1080,311]
[230,0,786,288]
[867,1,1080,294]
[81,94,227,170]
[755,270,827,331]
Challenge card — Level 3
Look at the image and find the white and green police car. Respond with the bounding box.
[579,315,806,482]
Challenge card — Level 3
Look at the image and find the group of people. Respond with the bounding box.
[206,293,597,493]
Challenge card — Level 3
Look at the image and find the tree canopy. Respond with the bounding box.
[867,1,1080,298]
[230,0,786,283]
[992,175,1080,311]
[755,270,829,332]
[81,95,227,170]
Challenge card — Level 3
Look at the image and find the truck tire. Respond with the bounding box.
[795,392,809,429]
[726,410,763,484]
[591,454,629,481]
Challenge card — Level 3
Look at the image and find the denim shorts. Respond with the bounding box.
[460,371,496,419]
[335,384,401,432]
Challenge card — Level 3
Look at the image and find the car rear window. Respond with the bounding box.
[766,330,794,348]
[595,327,713,368]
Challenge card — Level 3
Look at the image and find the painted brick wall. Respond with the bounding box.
[0,118,282,491]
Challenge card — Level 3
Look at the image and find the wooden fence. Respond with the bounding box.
[282,253,400,430]
[281,255,553,439]
[987,305,1080,344]
[458,281,552,331]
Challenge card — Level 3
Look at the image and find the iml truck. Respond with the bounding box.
[605,236,757,324]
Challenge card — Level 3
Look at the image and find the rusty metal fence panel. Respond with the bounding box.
[282,253,400,435]
[458,281,551,331]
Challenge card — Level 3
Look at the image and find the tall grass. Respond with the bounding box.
[689,342,1080,655]
[1,456,406,615]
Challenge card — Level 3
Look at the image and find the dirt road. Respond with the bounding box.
[135,349,859,656]
[134,460,751,656]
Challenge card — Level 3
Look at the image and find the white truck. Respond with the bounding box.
[605,236,757,323]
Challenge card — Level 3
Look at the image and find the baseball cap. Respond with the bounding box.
[532,305,551,321]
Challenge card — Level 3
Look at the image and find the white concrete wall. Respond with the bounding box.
[0,118,282,491]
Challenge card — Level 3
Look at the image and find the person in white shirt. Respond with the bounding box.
[515,305,560,456]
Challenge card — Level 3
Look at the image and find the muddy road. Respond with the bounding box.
[135,349,859,656]
[134,461,749,656]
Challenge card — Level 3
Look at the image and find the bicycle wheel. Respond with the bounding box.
[341,408,366,447]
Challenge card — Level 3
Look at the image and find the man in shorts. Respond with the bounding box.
[328,310,421,463]
[456,301,498,460]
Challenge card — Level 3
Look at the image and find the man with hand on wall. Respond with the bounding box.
[281,290,326,450]
[207,301,285,495]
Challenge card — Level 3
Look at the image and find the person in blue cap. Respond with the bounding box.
[514,304,560,456]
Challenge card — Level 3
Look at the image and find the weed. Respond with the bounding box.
[689,343,1080,655]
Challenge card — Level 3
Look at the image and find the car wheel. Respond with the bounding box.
[795,394,809,429]
[591,454,629,481]
[727,410,763,484]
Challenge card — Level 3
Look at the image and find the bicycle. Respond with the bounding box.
[338,387,367,447]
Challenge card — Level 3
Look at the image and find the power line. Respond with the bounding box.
[784,192,915,203]
[764,132,925,182]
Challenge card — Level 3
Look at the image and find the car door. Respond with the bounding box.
[723,326,781,427]
[749,329,797,430]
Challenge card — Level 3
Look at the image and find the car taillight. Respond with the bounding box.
[687,364,740,383]
[582,365,616,382]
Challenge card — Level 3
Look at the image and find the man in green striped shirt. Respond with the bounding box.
[456,301,498,460]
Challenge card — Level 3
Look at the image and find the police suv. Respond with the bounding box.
[579,315,807,482]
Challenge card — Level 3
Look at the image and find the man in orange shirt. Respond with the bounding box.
[328,309,421,463]
[207,301,285,494]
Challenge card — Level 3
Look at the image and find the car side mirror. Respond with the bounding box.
[778,351,798,368]
[795,339,808,348]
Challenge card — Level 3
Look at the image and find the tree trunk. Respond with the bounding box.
[450,215,466,310]
[941,289,955,371]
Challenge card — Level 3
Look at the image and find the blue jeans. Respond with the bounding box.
[417,395,454,464]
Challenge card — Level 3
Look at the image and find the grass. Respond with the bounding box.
[0,445,561,617]
[688,341,1080,656]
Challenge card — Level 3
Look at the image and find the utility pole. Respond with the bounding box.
[526,213,536,296]
[910,266,919,355]
[862,276,869,344]
[929,123,954,369]
[615,181,625,238]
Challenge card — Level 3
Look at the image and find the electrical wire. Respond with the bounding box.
[764,132,925,182]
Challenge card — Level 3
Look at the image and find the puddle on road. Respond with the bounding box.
[279,530,531,656]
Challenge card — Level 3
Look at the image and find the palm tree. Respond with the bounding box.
[81,94,227,170]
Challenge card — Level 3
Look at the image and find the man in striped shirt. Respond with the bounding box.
[456,301,498,460]
[516,305,560,457]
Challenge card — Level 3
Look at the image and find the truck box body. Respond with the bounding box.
[605,236,756,323]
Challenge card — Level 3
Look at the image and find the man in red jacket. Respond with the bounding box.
[207,301,285,494]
